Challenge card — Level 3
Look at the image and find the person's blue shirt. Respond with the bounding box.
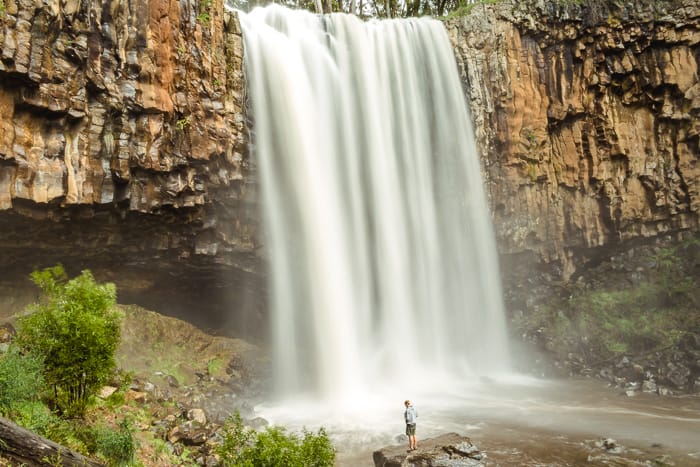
[405,405,417,424]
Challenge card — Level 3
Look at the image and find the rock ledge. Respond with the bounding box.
[373,433,484,467]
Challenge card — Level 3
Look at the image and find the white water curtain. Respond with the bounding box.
[239,5,510,400]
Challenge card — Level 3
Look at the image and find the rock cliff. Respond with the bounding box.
[0,0,262,330]
[447,0,700,279]
[0,0,698,331]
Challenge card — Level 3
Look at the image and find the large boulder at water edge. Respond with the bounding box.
[373,433,484,467]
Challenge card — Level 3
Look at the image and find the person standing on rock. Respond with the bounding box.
[404,399,418,451]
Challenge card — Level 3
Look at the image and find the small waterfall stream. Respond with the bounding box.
[239,5,511,401]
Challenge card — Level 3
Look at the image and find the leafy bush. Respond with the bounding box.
[0,346,44,415]
[9,401,86,452]
[15,265,122,417]
[8,400,56,434]
[94,419,136,467]
[217,413,335,467]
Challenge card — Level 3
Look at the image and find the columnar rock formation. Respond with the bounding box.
[0,0,253,255]
[0,0,262,328]
[447,0,699,278]
[0,0,698,326]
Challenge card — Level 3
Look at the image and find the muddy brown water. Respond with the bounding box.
[256,377,700,466]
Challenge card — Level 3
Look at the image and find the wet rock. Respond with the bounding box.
[247,417,269,430]
[617,357,631,368]
[447,2,700,278]
[626,381,640,391]
[664,362,691,389]
[642,380,658,393]
[373,433,484,466]
[596,438,624,454]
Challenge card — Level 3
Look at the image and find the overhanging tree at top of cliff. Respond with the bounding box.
[226,0,478,17]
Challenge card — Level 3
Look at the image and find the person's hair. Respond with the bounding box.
[404,400,410,405]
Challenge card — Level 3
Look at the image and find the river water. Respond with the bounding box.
[254,377,700,466]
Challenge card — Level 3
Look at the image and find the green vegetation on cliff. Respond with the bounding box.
[516,237,700,366]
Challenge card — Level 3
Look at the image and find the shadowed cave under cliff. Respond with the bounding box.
[0,202,268,340]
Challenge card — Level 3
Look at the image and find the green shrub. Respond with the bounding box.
[94,419,136,467]
[0,346,44,414]
[16,265,122,417]
[217,413,335,467]
[9,400,57,434]
[10,401,85,452]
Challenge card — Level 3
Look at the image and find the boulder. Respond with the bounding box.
[373,433,484,467]
[98,386,118,399]
[0,323,16,343]
[188,408,208,426]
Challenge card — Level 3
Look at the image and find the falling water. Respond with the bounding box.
[239,5,511,401]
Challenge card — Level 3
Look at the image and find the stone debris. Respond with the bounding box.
[97,385,118,399]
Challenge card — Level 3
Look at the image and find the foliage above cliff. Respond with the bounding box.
[229,0,687,20]
[229,0,489,17]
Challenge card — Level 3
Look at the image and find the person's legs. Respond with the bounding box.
[406,424,417,450]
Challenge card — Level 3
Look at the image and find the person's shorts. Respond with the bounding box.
[406,423,416,436]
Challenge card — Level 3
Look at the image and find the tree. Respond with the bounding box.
[15,265,122,417]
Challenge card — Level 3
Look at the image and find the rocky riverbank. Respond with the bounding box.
[370,429,695,467]
[1,304,269,466]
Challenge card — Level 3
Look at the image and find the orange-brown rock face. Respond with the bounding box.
[447,0,700,278]
[0,0,250,251]
[2,0,699,327]
[0,0,259,331]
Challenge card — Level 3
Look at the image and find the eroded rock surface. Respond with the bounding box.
[373,433,484,467]
[1,0,698,332]
[0,0,247,213]
[0,0,260,329]
[447,0,700,278]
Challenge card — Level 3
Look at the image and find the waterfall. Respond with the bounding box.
[239,5,510,401]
